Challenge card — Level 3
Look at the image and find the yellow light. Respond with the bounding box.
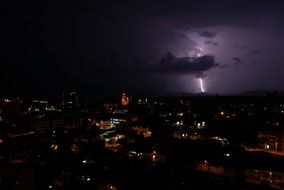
[50,144,59,151]
[4,98,11,103]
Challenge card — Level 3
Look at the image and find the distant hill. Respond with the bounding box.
[163,91,216,97]
[164,89,284,97]
[234,89,284,96]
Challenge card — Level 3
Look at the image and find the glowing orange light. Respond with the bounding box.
[121,92,129,106]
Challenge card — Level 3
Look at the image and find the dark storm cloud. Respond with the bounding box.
[232,57,243,69]
[95,52,219,77]
[205,40,219,46]
[232,57,243,64]
[198,30,216,38]
[92,49,219,83]
[160,30,189,40]
[234,45,246,50]
[232,57,244,69]
[148,53,219,76]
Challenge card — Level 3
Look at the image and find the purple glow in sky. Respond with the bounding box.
[1,0,284,96]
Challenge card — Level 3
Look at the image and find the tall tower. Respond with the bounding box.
[62,91,79,128]
[62,91,78,113]
[121,91,129,106]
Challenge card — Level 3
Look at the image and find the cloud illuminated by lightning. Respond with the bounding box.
[199,78,205,92]
[196,47,203,57]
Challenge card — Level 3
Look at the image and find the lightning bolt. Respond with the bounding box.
[199,78,205,93]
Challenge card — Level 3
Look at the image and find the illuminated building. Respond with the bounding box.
[103,102,119,113]
[62,91,79,128]
[257,131,284,152]
[62,91,78,112]
[32,119,64,134]
[1,97,22,115]
[121,91,129,106]
[29,99,48,113]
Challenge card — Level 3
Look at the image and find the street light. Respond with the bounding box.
[204,160,210,179]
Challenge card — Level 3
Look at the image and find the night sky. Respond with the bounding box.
[1,0,284,97]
